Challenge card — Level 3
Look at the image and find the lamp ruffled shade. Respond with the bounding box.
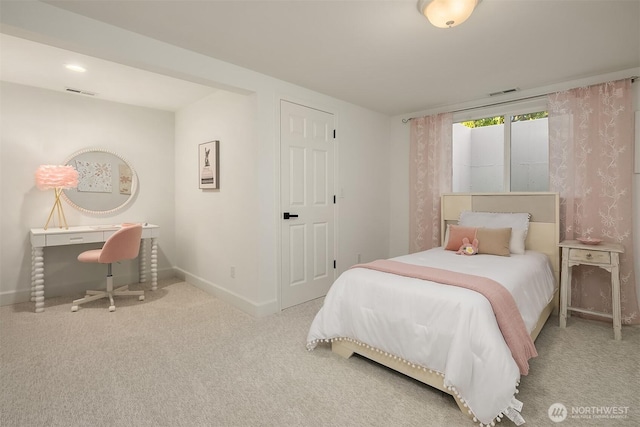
[35,165,79,190]
[35,165,79,229]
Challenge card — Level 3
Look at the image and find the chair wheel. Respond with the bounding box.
[109,306,116,312]
[71,305,78,312]
[139,295,145,301]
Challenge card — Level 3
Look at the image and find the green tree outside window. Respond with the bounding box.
[461,111,548,128]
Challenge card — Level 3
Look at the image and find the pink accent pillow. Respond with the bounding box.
[445,225,478,251]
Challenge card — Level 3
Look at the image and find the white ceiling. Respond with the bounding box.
[3,0,640,116]
[0,34,216,112]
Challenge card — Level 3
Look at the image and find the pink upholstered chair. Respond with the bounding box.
[72,224,144,312]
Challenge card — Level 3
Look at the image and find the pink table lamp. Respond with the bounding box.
[35,165,79,229]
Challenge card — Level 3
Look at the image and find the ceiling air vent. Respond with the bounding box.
[489,88,519,97]
[65,87,97,97]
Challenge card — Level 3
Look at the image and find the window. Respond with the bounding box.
[452,103,549,193]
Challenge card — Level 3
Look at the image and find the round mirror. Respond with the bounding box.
[61,148,138,215]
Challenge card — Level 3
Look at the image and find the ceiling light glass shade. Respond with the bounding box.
[65,64,86,73]
[418,0,478,28]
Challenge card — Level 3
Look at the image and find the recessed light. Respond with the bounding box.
[65,64,86,73]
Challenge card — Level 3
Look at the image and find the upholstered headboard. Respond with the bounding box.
[441,192,560,283]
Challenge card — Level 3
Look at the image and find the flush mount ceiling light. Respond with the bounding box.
[418,0,480,28]
[65,64,86,73]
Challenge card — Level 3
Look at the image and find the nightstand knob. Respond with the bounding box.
[586,253,592,259]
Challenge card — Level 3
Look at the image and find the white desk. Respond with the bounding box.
[29,224,159,313]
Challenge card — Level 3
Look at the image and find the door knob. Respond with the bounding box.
[283,212,299,220]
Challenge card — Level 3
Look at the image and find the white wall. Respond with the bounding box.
[0,2,392,316]
[470,125,504,192]
[0,81,176,303]
[511,119,549,192]
[173,90,262,312]
[172,89,391,315]
[335,105,391,274]
[453,120,549,193]
[452,124,471,192]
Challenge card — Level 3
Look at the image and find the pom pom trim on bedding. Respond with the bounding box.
[306,337,524,427]
[306,248,557,425]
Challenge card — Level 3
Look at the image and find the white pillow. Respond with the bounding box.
[458,211,530,254]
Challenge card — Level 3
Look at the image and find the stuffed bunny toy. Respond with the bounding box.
[456,237,478,255]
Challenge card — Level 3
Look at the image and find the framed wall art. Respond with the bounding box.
[199,140,219,189]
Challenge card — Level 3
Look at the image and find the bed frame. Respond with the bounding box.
[331,192,560,420]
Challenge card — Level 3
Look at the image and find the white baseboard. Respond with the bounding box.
[0,288,32,307]
[1,267,279,317]
[0,267,176,308]
[174,267,279,318]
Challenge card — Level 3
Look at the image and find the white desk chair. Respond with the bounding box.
[72,224,144,312]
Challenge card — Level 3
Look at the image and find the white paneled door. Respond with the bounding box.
[280,100,335,309]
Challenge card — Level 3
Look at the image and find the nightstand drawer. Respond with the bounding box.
[569,248,610,264]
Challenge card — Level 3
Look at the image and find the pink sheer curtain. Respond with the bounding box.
[409,113,452,253]
[548,79,639,324]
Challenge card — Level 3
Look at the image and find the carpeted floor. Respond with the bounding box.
[1,278,638,427]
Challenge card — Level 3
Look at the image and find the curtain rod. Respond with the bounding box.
[402,76,638,124]
[402,94,545,123]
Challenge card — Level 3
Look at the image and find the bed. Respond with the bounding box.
[306,192,560,426]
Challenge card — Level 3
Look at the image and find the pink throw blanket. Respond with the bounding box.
[352,259,537,375]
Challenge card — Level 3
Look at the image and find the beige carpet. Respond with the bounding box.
[1,278,638,427]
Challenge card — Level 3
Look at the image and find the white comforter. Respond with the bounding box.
[306,248,556,425]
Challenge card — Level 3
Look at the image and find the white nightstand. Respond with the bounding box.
[559,240,625,340]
